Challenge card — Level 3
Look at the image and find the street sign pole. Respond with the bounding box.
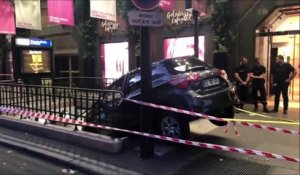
[193,9,199,58]
[139,26,154,158]
[130,0,161,159]
[185,0,205,58]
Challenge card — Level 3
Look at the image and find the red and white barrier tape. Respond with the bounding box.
[125,99,300,136]
[0,106,299,163]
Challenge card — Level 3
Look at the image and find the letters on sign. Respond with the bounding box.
[166,10,192,25]
[101,20,119,32]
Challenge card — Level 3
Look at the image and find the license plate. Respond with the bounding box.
[202,78,220,88]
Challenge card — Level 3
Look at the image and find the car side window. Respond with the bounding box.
[152,65,167,81]
[128,72,141,93]
[127,65,167,93]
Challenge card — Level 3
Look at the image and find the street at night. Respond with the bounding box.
[1,0,300,175]
[0,102,298,174]
[0,144,84,175]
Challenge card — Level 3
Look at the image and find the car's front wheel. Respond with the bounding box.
[157,112,190,139]
[210,105,234,126]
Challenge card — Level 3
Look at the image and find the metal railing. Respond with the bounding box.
[0,82,123,134]
[48,77,117,89]
[0,74,14,83]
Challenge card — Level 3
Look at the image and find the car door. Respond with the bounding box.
[118,71,142,128]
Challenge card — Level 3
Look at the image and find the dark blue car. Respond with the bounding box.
[86,56,238,139]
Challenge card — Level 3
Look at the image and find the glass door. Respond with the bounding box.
[255,35,272,96]
[272,34,300,101]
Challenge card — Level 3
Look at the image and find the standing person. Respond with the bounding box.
[271,55,297,114]
[235,57,250,109]
[250,57,269,112]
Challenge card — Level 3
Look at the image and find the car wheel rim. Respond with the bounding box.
[161,116,181,138]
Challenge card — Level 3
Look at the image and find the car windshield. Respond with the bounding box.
[162,57,213,75]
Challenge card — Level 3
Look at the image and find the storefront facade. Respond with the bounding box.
[1,0,299,100]
[237,0,299,101]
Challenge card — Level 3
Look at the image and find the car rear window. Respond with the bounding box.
[162,57,213,75]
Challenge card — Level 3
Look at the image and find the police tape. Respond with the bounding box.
[235,107,299,124]
[0,106,299,163]
[224,118,300,125]
[125,99,300,136]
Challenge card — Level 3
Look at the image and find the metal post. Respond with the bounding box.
[68,56,72,88]
[193,10,199,58]
[139,26,154,158]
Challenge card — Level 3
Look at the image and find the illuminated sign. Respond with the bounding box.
[15,38,52,48]
[29,51,43,73]
[166,10,192,25]
[16,38,30,46]
[30,38,52,47]
[163,36,205,61]
[21,49,51,74]
[100,42,129,82]
[101,20,119,32]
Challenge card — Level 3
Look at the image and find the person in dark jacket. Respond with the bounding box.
[235,57,250,109]
[271,55,297,114]
[250,57,269,113]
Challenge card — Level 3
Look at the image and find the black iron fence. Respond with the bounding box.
[41,77,117,89]
[0,81,123,134]
[0,74,14,84]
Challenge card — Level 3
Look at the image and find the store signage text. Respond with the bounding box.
[29,50,43,73]
[101,20,119,32]
[15,38,52,48]
[166,10,192,25]
[128,10,163,27]
[30,39,52,47]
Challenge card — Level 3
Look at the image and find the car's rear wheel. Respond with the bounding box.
[157,112,190,139]
[210,105,234,126]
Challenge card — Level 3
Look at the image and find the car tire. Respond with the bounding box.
[210,105,234,126]
[157,112,190,139]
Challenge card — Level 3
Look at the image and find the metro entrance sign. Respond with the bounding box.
[131,0,160,11]
[128,10,163,27]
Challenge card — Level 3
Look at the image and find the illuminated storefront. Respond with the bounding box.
[12,37,54,84]
[163,36,205,60]
[255,5,299,101]
[100,42,129,82]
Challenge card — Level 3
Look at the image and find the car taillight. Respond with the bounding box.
[169,73,201,89]
[175,80,190,89]
[219,69,228,81]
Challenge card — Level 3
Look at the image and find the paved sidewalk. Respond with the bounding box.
[0,116,139,175]
[0,115,201,175]
[242,100,299,122]
[0,101,298,175]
